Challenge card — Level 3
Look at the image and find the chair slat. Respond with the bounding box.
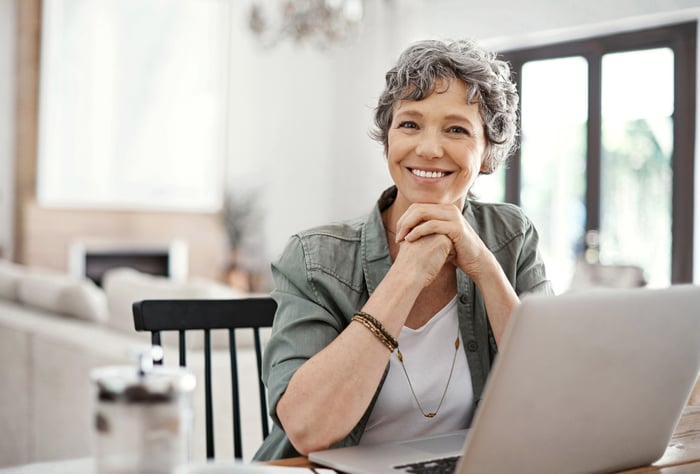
[254,328,269,438]
[151,331,163,365]
[229,329,243,459]
[178,330,186,367]
[204,329,214,459]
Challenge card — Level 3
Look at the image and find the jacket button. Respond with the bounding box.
[459,294,469,304]
[467,341,478,352]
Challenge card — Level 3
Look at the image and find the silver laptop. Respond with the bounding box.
[309,285,700,474]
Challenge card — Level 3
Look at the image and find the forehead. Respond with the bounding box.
[393,78,480,115]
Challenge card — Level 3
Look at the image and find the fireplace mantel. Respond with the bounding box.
[68,239,188,287]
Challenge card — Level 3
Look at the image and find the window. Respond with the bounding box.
[599,48,675,288]
[501,22,696,292]
[519,56,588,291]
[37,0,231,212]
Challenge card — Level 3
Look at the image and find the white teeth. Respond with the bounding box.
[411,169,446,179]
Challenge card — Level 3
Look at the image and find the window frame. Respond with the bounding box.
[501,21,697,284]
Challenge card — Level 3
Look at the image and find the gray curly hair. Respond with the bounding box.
[371,39,519,174]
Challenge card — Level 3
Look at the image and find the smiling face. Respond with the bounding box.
[386,78,487,214]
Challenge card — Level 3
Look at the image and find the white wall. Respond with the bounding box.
[225,4,335,263]
[0,0,16,260]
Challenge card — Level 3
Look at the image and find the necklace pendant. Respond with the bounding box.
[424,412,436,418]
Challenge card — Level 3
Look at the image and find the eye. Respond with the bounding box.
[397,121,418,129]
[447,125,469,135]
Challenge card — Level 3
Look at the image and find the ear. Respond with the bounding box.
[479,152,492,174]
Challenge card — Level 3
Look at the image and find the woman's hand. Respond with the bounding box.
[394,203,489,278]
[393,232,454,290]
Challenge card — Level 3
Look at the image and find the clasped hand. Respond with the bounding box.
[393,203,488,287]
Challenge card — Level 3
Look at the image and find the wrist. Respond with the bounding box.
[362,264,423,333]
[386,258,430,295]
[468,252,504,287]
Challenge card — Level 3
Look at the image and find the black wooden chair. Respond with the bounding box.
[132,297,277,460]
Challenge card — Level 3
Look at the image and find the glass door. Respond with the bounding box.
[599,48,674,287]
[519,57,588,294]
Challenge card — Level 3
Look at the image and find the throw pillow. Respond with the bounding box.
[0,259,24,301]
[16,270,109,323]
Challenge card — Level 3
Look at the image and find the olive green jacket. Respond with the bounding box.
[253,187,553,461]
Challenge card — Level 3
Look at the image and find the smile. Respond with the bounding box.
[410,168,448,179]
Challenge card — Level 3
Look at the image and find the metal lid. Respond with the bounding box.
[91,365,196,403]
[92,345,196,403]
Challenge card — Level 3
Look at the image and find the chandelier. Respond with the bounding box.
[248,0,365,49]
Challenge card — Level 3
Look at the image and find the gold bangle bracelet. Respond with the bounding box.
[352,315,397,352]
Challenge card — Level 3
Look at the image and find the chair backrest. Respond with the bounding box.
[566,260,647,293]
[132,297,277,460]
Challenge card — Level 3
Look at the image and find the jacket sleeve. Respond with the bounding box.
[261,235,345,427]
[515,216,554,296]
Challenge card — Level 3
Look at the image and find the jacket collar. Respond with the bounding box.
[361,187,395,295]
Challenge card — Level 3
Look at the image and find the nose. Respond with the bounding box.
[415,129,443,159]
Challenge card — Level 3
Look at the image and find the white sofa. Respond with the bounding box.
[0,261,270,468]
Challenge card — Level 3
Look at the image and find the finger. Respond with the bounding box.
[403,219,455,242]
[395,204,460,241]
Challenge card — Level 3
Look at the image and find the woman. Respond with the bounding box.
[253,39,553,461]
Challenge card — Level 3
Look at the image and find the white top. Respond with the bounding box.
[359,296,473,445]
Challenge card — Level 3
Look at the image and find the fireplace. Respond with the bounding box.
[69,239,188,287]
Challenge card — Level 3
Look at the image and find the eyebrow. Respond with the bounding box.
[444,113,476,126]
[394,109,477,127]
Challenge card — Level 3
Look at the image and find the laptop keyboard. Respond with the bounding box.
[394,455,460,473]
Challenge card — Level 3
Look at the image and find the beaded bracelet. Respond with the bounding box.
[354,311,398,349]
[352,311,398,352]
[352,315,396,352]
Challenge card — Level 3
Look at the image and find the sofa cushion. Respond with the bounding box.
[16,270,109,323]
[0,259,25,301]
[102,268,246,349]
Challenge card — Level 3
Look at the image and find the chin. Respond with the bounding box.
[396,185,464,208]
[407,193,456,206]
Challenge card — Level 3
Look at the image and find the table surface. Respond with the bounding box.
[2,405,699,473]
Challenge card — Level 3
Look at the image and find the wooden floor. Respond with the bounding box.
[689,378,700,407]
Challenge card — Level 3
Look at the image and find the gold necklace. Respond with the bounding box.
[396,330,461,418]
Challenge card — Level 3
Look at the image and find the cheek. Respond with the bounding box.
[466,139,487,164]
[386,135,409,162]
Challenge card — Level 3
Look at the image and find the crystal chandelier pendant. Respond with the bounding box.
[248,0,365,49]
